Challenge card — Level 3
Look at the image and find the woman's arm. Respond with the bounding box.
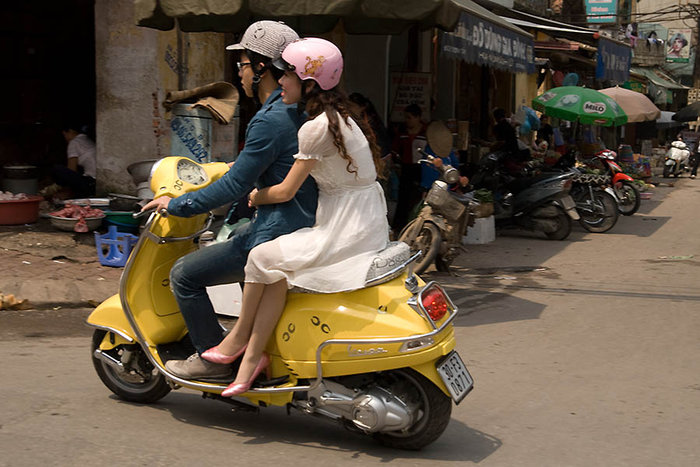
[250,158,318,206]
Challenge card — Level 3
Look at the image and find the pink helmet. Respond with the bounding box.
[275,38,343,90]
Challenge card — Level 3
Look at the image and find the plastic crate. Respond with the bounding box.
[95,225,138,267]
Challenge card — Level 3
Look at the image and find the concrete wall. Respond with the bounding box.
[94,0,225,195]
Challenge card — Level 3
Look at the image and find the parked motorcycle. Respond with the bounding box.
[589,150,641,216]
[663,140,690,178]
[569,169,619,233]
[87,156,473,450]
[399,150,475,274]
[469,150,579,241]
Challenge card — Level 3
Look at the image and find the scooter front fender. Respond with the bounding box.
[86,294,137,345]
[612,173,634,183]
[603,186,618,202]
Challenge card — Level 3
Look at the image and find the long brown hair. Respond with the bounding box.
[304,86,384,179]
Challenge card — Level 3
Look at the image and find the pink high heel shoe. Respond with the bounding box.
[221,353,271,397]
[201,344,247,364]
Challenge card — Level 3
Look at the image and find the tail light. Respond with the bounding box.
[421,285,449,321]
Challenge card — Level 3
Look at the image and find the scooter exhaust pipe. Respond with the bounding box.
[93,349,125,372]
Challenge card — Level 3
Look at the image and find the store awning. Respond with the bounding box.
[439,5,534,74]
[631,66,689,105]
[632,67,689,91]
[500,16,597,39]
[134,0,509,35]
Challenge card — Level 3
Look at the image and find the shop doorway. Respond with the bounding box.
[0,1,95,176]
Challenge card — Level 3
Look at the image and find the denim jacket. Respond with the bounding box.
[167,88,318,251]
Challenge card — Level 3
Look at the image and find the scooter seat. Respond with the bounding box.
[289,241,411,294]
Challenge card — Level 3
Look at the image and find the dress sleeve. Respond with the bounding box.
[294,114,333,161]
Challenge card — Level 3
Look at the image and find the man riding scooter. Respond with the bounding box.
[141,21,318,380]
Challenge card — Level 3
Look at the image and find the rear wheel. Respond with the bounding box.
[544,205,572,240]
[663,163,673,178]
[373,369,452,450]
[398,220,441,275]
[435,255,452,272]
[615,181,641,216]
[577,189,618,233]
[91,329,171,403]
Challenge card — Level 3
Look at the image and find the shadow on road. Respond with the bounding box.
[121,392,502,462]
[570,213,671,237]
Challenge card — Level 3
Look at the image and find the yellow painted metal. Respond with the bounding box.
[270,274,456,383]
[87,294,136,342]
[89,157,460,403]
[150,157,229,199]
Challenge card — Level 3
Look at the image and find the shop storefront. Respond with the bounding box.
[439,7,535,158]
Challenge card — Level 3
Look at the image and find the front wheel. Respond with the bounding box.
[577,189,618,233]
[398,220,441,275]
[373,369,452,450]
[544,205,572,240]
[663,163,673,178]
[91,329,171,403]
[615,181,641,216]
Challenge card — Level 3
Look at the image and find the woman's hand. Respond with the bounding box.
[459,176,469,187]
[248,188,259,207]
[141,196,172,213]
[432,158,444,168]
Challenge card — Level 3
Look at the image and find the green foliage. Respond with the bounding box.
[473,189,493,203]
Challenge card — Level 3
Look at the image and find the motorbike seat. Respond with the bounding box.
[289,241,412,294]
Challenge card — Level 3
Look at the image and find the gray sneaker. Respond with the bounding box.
[165,353,233,379]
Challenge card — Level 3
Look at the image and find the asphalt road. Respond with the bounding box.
[2,178,700,466]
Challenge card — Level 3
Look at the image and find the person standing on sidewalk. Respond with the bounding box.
[141,21,318,379]
[690,141,699,179]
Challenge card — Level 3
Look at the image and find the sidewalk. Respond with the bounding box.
[0,218,122,310]
[0,170,674,311]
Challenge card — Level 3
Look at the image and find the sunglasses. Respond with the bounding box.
[236,61,252,71]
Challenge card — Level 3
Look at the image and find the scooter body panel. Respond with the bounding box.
[511,173,570,217]
[87,294,136,345]
[612,172,634,183]
[275,275,454,378]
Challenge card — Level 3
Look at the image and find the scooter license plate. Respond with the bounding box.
[436,351,473,404]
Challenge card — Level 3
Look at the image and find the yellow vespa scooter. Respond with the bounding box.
[87,156,473,449]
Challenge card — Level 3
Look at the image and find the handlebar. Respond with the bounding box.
[416,147,461,184]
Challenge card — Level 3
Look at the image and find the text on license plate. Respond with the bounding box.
[436,351,473,404]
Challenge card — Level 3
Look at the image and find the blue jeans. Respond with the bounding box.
[170,236,248,354]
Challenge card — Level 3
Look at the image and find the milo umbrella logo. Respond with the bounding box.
[583,101,606,114]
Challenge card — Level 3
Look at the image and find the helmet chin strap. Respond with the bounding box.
[297,81,309,116]
[251,64,267,107]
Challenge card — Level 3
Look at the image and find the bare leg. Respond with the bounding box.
[233,279,288,384]
[214,282,265,355]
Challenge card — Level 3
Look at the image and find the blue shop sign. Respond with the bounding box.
[596,37,631,83]
[441,12,535,74]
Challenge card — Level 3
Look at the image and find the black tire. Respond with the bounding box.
[373,369,453,450]
[544,205,572,240]
[91,329,171,403]
[435,255,452,272]
[615,181,641,216]
[578,189,618,233]
[662,164,672,178]
[398,220,441,275]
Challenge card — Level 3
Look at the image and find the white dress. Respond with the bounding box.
[245,111,389,293]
